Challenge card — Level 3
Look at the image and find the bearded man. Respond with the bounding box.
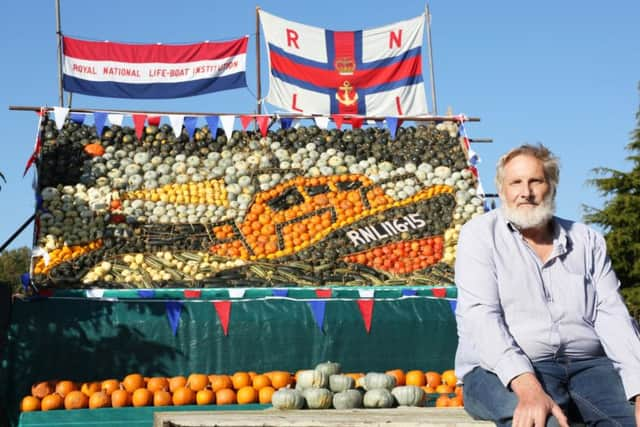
[454,144,640,427]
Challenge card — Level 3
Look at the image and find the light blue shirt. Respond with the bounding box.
[454,208,640,399]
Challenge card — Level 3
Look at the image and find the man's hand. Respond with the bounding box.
[634,395,640,427]
[510,373,569,427]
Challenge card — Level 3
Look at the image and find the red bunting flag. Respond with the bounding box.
[213,301,232,336]
[432,288,447,298]
[350,116,364,129]
[147,115,161,127]
[256,115,270,136]
[331,114,344,130]
[183,289,201,299]
[132,114,147,140]
[315,288,332,298]
[239,114,254,130]
[356,299,374,333]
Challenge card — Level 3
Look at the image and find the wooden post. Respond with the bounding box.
[55,0,64,107]
[425,4,438,115]
[256,6,262,114]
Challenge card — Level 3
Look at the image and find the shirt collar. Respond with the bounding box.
[498,208,570,255]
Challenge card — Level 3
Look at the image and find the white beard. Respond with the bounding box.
[501,195,556,230]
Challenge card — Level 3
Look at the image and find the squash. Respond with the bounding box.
[315,361,341,376]
[361,372,396,391]
[329,374,355,393]
[296,369,329,390]
[84,143,105,157]
[333,389,363,409]
[363,389,395,408]
[391,385,425,406]
[303,388,333,409]
[271,389,305,410]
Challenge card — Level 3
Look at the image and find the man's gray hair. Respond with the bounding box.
[495,144,560,198]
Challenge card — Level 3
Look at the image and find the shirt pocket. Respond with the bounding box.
[564,271,597,325]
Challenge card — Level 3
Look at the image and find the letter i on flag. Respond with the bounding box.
[259,10,428,116]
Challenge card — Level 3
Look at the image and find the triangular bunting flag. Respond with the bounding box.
[314,116,329,129]
[107,113,124,127]
[86,289,105,299]
[93,112,107,137]
[168,114,184,138]
[358,289,375,298]
[69,113,85,125]
[137,289,155,299]
[432,288,447,298]
[240,114,254,130]
[219,115,236,137]
[205,116,219,136]
[52,106,70,130]
[23,152,36,177]
[165,301,183,336]
[184,289,201,299]
[331,114,344,130]
[449,300,457,313]
[307,301,326,332]
[256,115,270,137]
[272,289,289,297]
[213,301,232,336]
[132,114,147,140]
[386,117,400,139]
[280,117,293,129]
[228,288,246,298]
[20,273,30,292]
[356,299,374,333]
[183,116,198,139]
[350,116,364,129]
[147,116,161,127]
[316,288,332,298]
[401,288,417,297]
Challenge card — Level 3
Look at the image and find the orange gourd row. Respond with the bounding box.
[21,371,294,412]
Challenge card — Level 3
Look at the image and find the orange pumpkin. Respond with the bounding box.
[251,374,271,390]
[210,374,233,392]
[64,390,89,409]
[81,381,102,397]
[146,377,169,392]
[269,371,292,389]
[405,370,426,387]
[187,373,209,391]
[122,373,145,393]
[83,143,105,157]
[20,396,41,412]
[41,393,64,411]
[172,386,195,406]
[169,376,187,393]
[258,386,275,404]
[55,380,77,398]
[31,381,54,399]
[231,372,252,390]
[196,389,215,405]
[132,388,153,407]
[385,369,406,386]
[215,388,236,405]
[88,391,110,409]
[110,389,131,408]
[153,390,173,407]
[101,379,120,396]
[236,386,258,404]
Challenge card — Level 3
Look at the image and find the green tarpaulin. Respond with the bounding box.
[1,286,458,427]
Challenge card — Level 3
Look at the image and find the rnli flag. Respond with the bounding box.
[259,10,428,116]
[62,36,248,99]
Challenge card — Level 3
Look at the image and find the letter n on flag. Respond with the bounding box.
[62,35,248,99]
[259,10,428,116]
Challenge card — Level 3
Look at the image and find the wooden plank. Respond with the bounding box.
[154,407,495,427]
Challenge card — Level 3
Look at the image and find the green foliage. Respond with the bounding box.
[0,246,30,294]
[584,86,640,288]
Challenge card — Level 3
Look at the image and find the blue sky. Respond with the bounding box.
[1,0,638,250]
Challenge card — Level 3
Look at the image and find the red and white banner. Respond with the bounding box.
[259,10,428,116]
[63,36,248,99]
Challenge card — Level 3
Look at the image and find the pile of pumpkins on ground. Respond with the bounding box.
[20,362,463,412]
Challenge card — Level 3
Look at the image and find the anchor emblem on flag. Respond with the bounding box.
[336,81,358,106]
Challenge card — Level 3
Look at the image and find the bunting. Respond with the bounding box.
[213,301,232,336]
[165,301,183,336]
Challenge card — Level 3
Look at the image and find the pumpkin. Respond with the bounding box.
[31,381,54,399]
[296,370,329,390]
[88,391,110,409]
[363,389,395,408]
[132,388,153,407]
[259,386,276,404]
[122,373,145,393]
[333,389,363,410]
[55,380,77,398]
[315,361,341,376]
[237,386,258,404]
[146,377,169,392]
[210,375,233,392]
[215,388,236,405]
[361,373,396,391]
[271,389,305,410]
[101,379,120,396]
[329,374,355,393]
[84,143,105,157]
[187,373,209,391]
[172,386,196,406]
[64,390,89,409]
[41,393,64,411]
[20,396,41,412]
[110,389,131,407]
[168,376,187,392]
[391,385,425,406]
[81,381,101,397]
[303,388,333,409]
[153,390,172,407]
[196,389,215,405]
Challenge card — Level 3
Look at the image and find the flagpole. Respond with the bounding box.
[55,0,64,107]
[425,3,438,115]
[256,6,262,114]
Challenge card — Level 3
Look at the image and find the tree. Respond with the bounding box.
[584,87,640,289]
[0,247,30,294]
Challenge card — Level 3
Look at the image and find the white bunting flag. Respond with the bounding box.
[228,288,246,298]
[358,289,375,298]
[86,289,105,299]
[314,116,329,129]
[219,115,236,137]
[52,107,70,130]
[107,113,124,127]
[168,114,185,137]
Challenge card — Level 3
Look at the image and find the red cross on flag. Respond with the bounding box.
[259,10,429,116]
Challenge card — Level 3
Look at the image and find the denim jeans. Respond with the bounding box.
[462,357,635,427]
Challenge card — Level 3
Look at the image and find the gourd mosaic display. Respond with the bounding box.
[32,117,485,288]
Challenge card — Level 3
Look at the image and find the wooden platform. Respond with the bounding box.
[153,407,495,427]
